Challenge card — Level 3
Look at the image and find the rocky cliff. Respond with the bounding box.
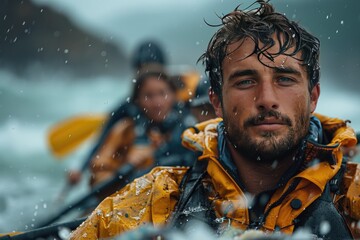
[0,0,126,78]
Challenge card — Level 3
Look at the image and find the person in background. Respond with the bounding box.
[70,1,359,239]
[66,40,170,185]
[89,64,196,198]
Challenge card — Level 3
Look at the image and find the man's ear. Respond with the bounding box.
[209,90,223,117]
[310,83,320,113]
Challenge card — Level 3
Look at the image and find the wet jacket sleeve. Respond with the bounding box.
[69,167,188,239]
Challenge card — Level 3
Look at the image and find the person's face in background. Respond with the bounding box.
[136,76,176,122]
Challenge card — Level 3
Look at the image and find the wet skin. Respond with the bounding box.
[210,37,320,164]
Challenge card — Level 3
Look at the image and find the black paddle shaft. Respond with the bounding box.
[36,163,136,228]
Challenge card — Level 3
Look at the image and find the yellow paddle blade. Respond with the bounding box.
[47,114,107,158]
[0,232,22,237]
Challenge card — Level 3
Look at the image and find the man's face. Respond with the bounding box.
[210,38,320,163]
[136,76,176,123]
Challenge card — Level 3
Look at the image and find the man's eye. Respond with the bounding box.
[235,79,255,88]
[277,77,295,85]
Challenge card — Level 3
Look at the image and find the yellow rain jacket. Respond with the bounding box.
[70,114,358,239]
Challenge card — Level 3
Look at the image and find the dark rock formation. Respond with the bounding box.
[0,0,127,78]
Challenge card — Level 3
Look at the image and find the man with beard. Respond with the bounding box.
[69,1,358,239]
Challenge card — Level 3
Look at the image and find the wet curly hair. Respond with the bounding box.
[199,0,320,98]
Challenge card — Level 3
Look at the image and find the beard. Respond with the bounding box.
[223,109,309,164]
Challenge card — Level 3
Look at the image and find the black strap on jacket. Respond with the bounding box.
[295,183,353,240]
[168,159,218,232]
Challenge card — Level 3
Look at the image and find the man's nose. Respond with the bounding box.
[254,81,279,111]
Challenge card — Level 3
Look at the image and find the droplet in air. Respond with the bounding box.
[319,220,331,235]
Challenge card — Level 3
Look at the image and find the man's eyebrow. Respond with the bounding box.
[273,66,302,76]
[228,69,257,81]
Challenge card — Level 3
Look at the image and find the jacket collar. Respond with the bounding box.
[181,113,357,181]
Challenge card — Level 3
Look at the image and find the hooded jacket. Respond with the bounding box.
[69,114,357,239]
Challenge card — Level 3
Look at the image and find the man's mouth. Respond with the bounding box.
[244,110,292,129]
[253,118,287,126]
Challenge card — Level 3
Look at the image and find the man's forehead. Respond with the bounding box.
[224,37,304,68]
[226,38,256,56]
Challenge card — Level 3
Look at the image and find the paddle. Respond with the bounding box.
[36,163,136,228]
[47,114,107,158]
